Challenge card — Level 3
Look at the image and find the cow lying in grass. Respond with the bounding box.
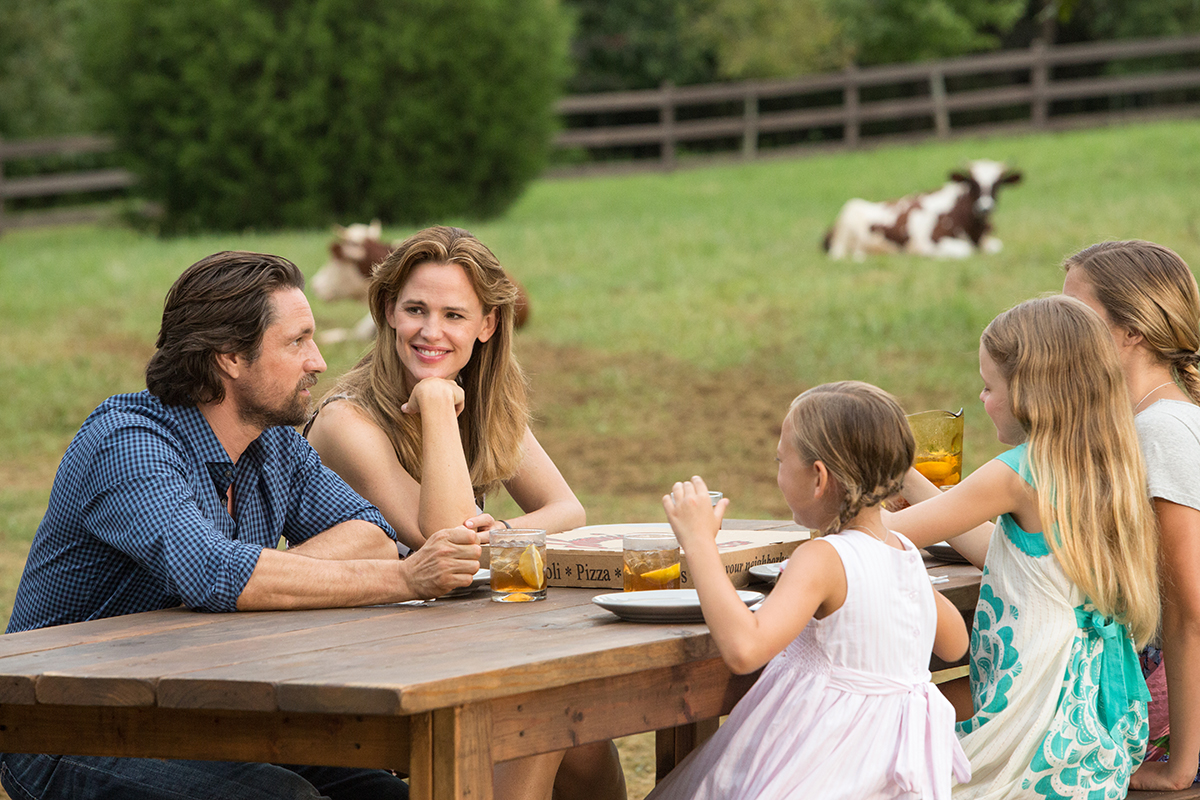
[313,221,530,343]
[824,160,1022,260]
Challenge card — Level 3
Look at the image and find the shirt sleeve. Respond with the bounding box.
[1137,409,1200,511]
[277,430,402,551]
[79,421,264,613]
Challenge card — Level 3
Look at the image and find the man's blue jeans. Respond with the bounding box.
[0,752,408,800]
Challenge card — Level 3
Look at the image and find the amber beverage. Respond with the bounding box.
[490,529,547,602]
[908,408,965,489]
[623,533,681,591]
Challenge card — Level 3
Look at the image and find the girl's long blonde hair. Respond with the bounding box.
[326,226,529,499]
[982,295,1158,646]
[786,381,915,537]
[1063,239,1200,403]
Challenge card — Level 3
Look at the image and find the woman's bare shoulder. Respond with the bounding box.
[308,397,387,448]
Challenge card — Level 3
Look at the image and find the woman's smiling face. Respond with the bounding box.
[385,261,497,393]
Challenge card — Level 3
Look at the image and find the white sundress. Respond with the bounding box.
[646,529,970,800]
[953,444,1149,800]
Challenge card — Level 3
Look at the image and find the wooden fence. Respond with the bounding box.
[552,33,1200,174]
[0,135,134,233]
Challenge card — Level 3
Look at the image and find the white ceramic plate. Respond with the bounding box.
[592,589,764,623]
[747,560,787,584]
[442,569,491,598]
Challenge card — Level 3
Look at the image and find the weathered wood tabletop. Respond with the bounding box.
[0,521,981,800]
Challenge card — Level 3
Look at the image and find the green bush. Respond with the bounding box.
[83,0,571,232]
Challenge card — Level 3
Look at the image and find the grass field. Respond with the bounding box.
[1,117,1199,798]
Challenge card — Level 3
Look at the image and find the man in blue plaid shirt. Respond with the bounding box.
[1,251,481,800]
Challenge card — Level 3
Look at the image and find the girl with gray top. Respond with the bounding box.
[1063,239,1200,791]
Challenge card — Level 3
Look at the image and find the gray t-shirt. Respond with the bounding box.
[1136,398,1200,512]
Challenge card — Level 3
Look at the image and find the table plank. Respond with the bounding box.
[488,658,757,762]
[3,592,591,710]
[0,704,412,769]
[151,594,725,715]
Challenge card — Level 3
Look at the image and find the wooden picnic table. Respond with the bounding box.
[0,521,981,800]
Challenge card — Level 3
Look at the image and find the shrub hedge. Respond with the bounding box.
[84,0,571,232]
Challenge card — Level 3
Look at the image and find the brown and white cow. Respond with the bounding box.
[312,220,530,343]
[823,160,1022,260]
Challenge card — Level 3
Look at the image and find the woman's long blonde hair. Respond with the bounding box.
[326,226,528,498]
[786,381,915,537]
[982,295,1158,646]
[1063,239,1200,403]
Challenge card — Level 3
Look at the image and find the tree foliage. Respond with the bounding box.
[563,0,716,92]
[0,0,91,138]
[826,0,1026,65]
[1056,0,1200,41]
[83,0,571,232]
[689,0,852,80]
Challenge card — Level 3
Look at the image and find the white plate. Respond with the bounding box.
[592,589,764,623]
[442,569,491,598]
[748,560,787,584]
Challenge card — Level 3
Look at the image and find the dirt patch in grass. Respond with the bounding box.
[512,339,808,523]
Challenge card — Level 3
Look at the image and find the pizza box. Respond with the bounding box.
[529,522,810,589]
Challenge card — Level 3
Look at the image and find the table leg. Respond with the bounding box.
[433,703,494,800]
[655,718,720,783]
[409,712,434,800]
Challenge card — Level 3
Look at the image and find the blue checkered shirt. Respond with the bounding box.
[8,391,396,632]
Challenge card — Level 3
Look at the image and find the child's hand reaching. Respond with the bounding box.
[663,476,731,549]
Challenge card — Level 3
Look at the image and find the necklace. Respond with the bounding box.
[1135,381,1175,413]
[856,524,890,544]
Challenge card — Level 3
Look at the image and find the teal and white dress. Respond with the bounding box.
[953,444,1149,800]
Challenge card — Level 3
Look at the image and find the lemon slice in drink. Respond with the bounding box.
[639,563,681,586]
[500,592,534,602]
[518,544,545,590]
[914,459,957,483]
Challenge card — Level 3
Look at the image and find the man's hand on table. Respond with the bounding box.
[400,526,482,599]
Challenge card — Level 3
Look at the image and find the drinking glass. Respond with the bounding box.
[908,408,965,489]
[623,533,681,591]
[490,529,547,602]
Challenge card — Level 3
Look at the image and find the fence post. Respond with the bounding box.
[660,80,676,170]
[931,69,950,138]
[844,65,860,148]
[742,86,759,159]
[1031,38,1049,127]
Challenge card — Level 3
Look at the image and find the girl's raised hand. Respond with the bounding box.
[402,377,466,417]
[663,476,730,548]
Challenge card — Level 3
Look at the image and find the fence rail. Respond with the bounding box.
[0,135,134,233]
[551,34,1200,174]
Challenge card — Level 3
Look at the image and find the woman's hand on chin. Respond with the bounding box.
[402,378,465,417]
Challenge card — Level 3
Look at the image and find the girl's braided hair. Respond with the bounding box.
[785,381,915,537]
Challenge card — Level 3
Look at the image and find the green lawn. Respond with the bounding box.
[2,117,1199,634]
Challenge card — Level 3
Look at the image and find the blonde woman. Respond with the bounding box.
[1063,240,1200,791]
[305,226,618,800]
[890,296,1158,799]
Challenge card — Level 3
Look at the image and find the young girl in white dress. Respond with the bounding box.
[891,295,1161,800]
[650,380,971,800]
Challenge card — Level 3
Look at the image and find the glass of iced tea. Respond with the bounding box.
[623,533,681,591]
[908,408,965,489]
[490,529,547,602]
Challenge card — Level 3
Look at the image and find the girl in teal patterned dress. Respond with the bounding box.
[890,296,1160,800]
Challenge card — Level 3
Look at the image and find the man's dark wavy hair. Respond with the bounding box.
[146,251,305,406]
